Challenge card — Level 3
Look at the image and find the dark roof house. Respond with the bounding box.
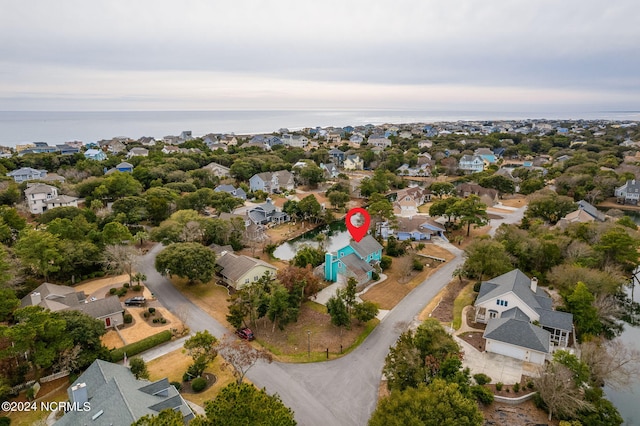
[56,359,194,425]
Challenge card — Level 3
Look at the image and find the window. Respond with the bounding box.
[245,278,249,284]
[496,299,508,307]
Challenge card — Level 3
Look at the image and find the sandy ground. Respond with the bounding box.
[72,273,185,349]
[72,274,130,295]
[102,305,184,349]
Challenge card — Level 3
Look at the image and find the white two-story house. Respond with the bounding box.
[474,269,573,365]
[24,183,79,214]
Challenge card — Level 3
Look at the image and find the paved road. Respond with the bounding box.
[137,206,525,426]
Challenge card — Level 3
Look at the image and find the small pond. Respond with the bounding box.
[273,221,352,261]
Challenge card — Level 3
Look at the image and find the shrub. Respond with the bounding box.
[505,387,510,393]
[111,330,172,362]
[160,318,167,324]
[109,287,118,295]
[495,382,503,391]
[143,312,150,319]
[191,377,207,392]
[513,382,520,393]
[372,271,380,281]
[182,372,191,382]
[123,282,130,289]
[170,381,181,391]
[470,385,494,405]
[0,416,10,426]
[116,288,127,297]
[416,243,425,251]
[25,387,35,401]
[152,318,159,323]
[526,380,534,389]
[148,307,156,314]
[123,313,133,324]
[132,285,142,292]
[473,281,482,292]
[473,373,491,386]
[380,255,393,271]
[412,258,424,271]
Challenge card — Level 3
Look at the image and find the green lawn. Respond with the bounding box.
[452,282,476,330]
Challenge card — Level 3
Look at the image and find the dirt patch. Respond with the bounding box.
[458,331,486,352]
[254,302,373,360]
[482,399,557,426]
[423,278,468,323]
[361,262,440,310]
[499,195,528,208]
[73,274,129,295]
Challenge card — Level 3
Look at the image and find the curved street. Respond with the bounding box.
[137,206,525,426]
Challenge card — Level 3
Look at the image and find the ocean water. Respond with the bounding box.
[0,109,639,147]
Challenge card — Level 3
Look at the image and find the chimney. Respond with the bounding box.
[30,292,41,305]
[71,382,88,405]
[530,277,538,293]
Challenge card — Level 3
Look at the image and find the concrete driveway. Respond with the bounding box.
[456,336,539,384]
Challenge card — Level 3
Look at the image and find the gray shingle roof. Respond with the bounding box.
[24,183,56,195]
[56,359,193,425]
[350,235,383,258]
[75,296,123,319]
[483,318,550,353]
[475,269,542,310]
[216,252,277,284]
[537,309,573,331]
[340,253,373,279]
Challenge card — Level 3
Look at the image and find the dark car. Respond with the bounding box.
[124,296,146,306]
[235,327,255,341]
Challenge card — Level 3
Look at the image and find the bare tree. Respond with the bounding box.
[398,255,414,284]
[593,293,623,333]
[179,220,205,243]
[217,335,272,384]
[54,344,81,373]
[103,244,138,285]
[533,362,594,421]
[581,337,640,389]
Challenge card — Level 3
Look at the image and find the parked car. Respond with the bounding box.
[124,296,146,306]
[235,327,255,341]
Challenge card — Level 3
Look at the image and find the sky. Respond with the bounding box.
[0,0,639,112]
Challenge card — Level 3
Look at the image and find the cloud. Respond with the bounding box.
[1,0,639,110]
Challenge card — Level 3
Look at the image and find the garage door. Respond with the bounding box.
[486,340,527,361]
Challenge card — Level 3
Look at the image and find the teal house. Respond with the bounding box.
[324,235,383,285]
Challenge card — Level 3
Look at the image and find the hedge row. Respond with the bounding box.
[111,330,172,362]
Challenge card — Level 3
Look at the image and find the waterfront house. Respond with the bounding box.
[56,359,193,425]
[474,269,573,365]
[324,235,383,285]
[247,198,289,225]
[615,179,640,205]
[216,252,277,290]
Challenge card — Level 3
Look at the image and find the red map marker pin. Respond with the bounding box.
[345,207,370,242]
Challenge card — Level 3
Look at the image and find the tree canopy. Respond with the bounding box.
[155,242,217,284]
